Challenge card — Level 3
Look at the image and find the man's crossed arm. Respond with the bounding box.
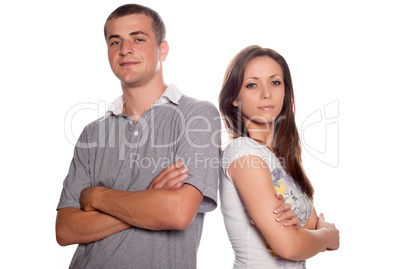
[56,161,196,246]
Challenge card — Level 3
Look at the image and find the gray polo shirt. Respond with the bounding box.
[57,84,221,269]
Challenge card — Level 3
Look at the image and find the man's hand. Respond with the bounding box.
[79,161,189,212]
[273,193,301,230]
[148,161,189,189]
[79,186,105,212]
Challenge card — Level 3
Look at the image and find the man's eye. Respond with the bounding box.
[135,38,145,42]
[110,41,120,46]
[246,83,257,89]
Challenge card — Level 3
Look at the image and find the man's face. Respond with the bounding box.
[105,14,167,88]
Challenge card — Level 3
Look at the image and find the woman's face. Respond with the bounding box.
[233,56,285,129]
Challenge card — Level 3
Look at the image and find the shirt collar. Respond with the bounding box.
[106,84,182,116]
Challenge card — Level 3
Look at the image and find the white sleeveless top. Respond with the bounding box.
[220,137,313,268]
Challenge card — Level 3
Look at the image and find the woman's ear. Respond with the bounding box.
[232,100,238,107]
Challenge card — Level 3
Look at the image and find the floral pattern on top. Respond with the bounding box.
[264,166,313,269]
[270,167,313,228]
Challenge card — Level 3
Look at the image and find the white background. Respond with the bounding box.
[1,0,401,268]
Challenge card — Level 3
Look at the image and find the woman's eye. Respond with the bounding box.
[272,80,282,86]
[246,83,257,89]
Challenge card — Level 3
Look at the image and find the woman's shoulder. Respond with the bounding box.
[224,136,262,148]
[223,137,261,155]
[222,137,275,169]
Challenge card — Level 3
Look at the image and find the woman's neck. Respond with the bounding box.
[247,122,275,150]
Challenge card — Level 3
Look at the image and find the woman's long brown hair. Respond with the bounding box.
[219,45,314,198]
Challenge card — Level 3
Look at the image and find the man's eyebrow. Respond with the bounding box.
[108,34,121,41]
[130,31,150,37]
[108,31,150,41]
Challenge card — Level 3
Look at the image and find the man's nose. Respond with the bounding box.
[119,40,133,56]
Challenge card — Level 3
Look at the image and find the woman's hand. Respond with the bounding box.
[317,213,340,251]
[273,193,301,229]
[251,193,301,230]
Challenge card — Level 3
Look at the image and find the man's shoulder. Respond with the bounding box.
[178,95,219,115]
[80,113,115,135]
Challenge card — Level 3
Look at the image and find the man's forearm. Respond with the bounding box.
[84,185,203,230]
[56,207,131,246]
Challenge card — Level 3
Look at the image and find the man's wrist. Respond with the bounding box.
[91,186,107,210]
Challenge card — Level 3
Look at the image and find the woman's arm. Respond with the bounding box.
[303,208,318,230]
[228,155,339,261]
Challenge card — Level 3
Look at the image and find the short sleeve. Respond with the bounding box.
[221,137,278,182]
[56,128,93,210]
[175,101,221,213]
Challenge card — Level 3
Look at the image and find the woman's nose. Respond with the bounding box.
[260,85,271,99]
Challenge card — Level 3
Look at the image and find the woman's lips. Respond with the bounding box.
[258,105,275,111]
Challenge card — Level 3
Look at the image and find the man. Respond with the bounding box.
[56,4,220,268]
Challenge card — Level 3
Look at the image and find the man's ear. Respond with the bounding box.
[159,40,169,62]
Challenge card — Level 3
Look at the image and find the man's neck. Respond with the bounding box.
[122,79,167,122]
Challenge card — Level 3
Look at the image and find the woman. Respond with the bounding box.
[219,45,339,268]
